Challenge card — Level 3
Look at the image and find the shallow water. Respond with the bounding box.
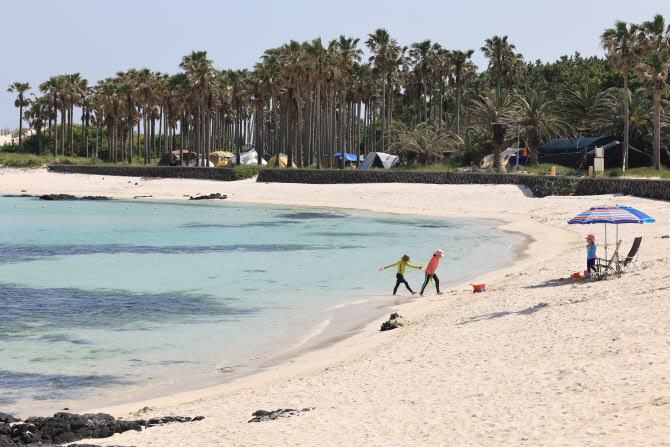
[0,196,519,415]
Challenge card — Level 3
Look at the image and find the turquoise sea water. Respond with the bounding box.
[0,196,519,415]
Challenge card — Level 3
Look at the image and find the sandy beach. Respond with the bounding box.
[1,168,669,446]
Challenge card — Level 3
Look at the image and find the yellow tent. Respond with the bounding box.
[210,151,235,166]
[267,154,298,168]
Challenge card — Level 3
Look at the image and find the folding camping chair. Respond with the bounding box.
[620,237,642,273]
[593,240,622,280]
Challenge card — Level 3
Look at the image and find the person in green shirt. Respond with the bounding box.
[382,254,422,295]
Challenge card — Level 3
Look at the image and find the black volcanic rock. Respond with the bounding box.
[39,194,113,201]
[248,408,313,423]
[189,193,227,200]
[0,411,204,446]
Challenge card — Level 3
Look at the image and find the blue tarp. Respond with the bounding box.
[321,153,360,162]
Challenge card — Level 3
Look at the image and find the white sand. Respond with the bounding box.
[1,168,669,446]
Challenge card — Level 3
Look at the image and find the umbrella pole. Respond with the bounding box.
[605,224,609,260]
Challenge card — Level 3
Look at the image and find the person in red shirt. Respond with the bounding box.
[420,249,445,297]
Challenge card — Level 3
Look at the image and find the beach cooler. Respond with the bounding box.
[470,284,486,293]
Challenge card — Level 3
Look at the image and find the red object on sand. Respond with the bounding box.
[470,284,486,292]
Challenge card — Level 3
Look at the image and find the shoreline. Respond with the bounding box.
[1,168,669,445]
[2,190,525,419]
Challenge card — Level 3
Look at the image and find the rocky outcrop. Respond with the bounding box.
[0,412,204,446]
[381,313,408,331]
[189,193,227,200]
[39,194,113,201]
[248,408,314,423]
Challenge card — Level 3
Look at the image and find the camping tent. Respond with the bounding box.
[209,151,235,167]
[236,149,267,165]
[358,152,402,170]
[157,150,197,166]
[320,153,361,169]
[539,136,650,168]
[267,153,298,168]
[480,147,528,168]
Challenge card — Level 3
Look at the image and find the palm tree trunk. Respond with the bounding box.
[315,85,321,169]
[456,87,461,136]
[422,79,428,123]
[53,99,58,156]
[439,82,444,134]
[18,104,23,148]
[492,123,506,168]
[69,105,73,155]
[84,110,90,158]
[60,108,65,156]
[623,73,630,170]
[36,125,42,155]
[380,72,386,152]
[653,89,661,170]
[340,91,346,169]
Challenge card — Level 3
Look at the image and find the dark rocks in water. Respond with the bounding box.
[39,194,77,201]
[0,411,204,446]
[81,196,113,201]
[189,193,227,200]
[39,194,113,201]
[2,194,32,198]
[248,408,314,423]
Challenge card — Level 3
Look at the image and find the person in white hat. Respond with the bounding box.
[420,250,445,296]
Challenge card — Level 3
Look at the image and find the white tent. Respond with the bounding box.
[358,152,402,170]
[235,149,267,165]
[480,147,523,168]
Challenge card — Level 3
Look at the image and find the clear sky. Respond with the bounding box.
[1,0,667,130]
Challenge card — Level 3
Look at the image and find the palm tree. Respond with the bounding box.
[638,14,670,169]
[408,40,433,123]
[590,87,654,146]
[481,36,523,93]
[472,89,516,167]
[366,29,400,151]
[7,82,31,148]
[40,76,64,156]
[601,20,641,169]
[447,49,477,135]
[389,121,454,165]
[561,83,606,133]
[180,51,215,166]
[514,89,571,166]
[23,101,46,155]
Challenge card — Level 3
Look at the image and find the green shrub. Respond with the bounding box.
[230,165,261,180]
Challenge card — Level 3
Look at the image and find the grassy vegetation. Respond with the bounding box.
[395,158,464,172]
[229,165,261,180]
[0,153,99,168]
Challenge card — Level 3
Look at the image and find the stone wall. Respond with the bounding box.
[48,165,236,181]
[574,178,670,201]
[47,165,670,201]
[257,169,448,184]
